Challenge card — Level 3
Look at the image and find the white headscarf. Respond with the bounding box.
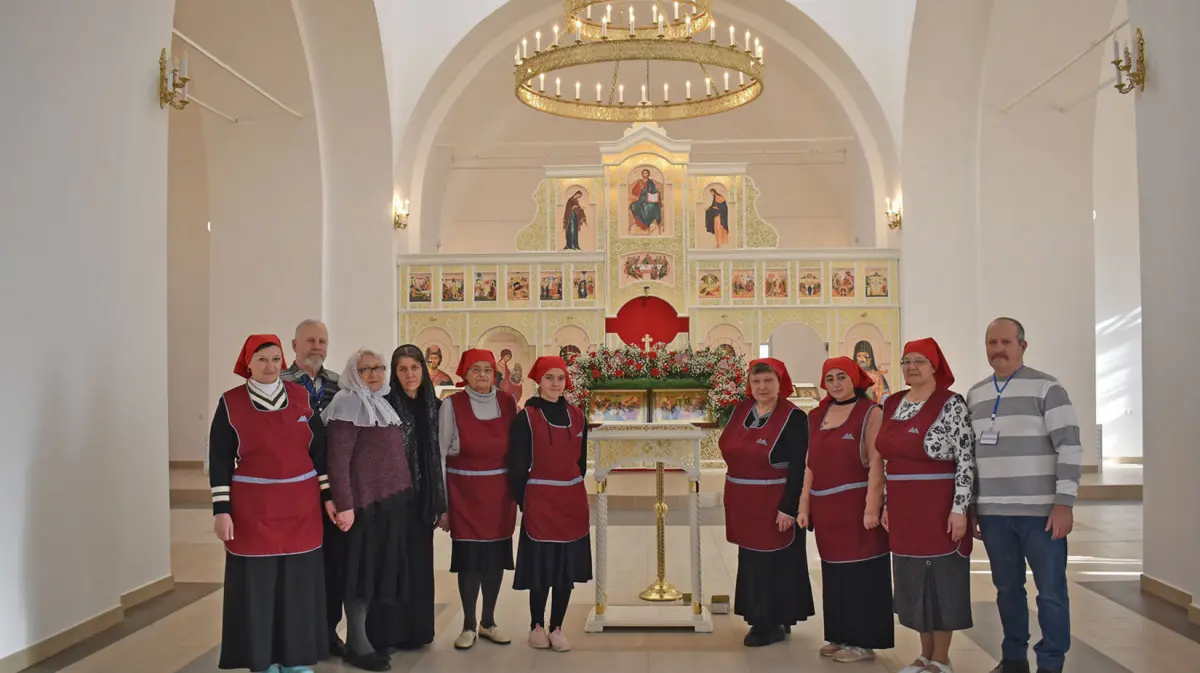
[321,349,403,428]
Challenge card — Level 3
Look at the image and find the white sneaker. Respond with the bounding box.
[478,624,511,644]
[899,657,931,673]
[922,661,954,673]
[453,630,477,650]
[832,646,875,663]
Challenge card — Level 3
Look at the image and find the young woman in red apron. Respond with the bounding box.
[208,334,333,673]
[437,348,518,650]
[875,338,976,673]
[508,356,592,652]
[798,356,893,663]
[719,358,815,647]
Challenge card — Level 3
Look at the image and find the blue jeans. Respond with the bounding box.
[979,515,1070,670]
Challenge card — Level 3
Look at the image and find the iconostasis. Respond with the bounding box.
[398,124,899,446]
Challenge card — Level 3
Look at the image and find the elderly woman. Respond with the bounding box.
[208,334,331,673]
[366,344,448,653]
[438,348,518,650]
[876,338,976,673]
[798,357,892,663]
[508,356,592,652]
[719,358,815,647]
[323,349,414,672]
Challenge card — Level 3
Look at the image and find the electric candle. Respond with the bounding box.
[539,73,545,91]
[710,21,716,42]
[619,83,625,103]
[730,25,735,46]
[658,15,664,35]
[596,82,602,101]
[745,30,750,51]
[705,77,711,95]
[641,83,647,103]
[664,82,669,101]
[535,31,541,51]
[674,2,679,20]
[522,38,528,58]
[724,71,729,90]
[553,25,559,46]
[556,77,561,97]
[686,80,692,98]
[576,81,581,99]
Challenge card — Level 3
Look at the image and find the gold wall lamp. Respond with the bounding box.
[1112,28,1146,95]
[885,196,902,230]
[158,48,190,110]
[393,196,409,230]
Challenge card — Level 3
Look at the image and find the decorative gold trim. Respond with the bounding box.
[564,0,713,41]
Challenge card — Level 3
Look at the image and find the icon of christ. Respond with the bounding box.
[629,168,663,234]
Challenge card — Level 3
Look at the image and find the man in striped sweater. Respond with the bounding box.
[966,317,1081,673]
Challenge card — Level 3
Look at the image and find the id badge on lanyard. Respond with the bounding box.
[981,367,1022,445]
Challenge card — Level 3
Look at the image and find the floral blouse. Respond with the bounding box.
[890,394,976,514]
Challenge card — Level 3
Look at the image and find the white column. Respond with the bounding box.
[1128,0,1200,605]
[0,0,175,658]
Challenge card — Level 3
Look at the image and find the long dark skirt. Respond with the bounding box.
[512,526,593,591]
[366,506,436,650]
[821,555,895,649]
[734,531,816,628]
[450,538,514,574]
[219,549,328,671]
[893,552,973,632]
[344,491,411,606]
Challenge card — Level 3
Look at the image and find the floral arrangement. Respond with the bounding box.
[564,342,748,426]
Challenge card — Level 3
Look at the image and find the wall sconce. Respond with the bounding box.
[393,196,409,230]
[1111,28,1146,95]
[158,48,190,110]
[885,196,902,230]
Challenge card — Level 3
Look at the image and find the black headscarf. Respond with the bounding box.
[385,344,447,525]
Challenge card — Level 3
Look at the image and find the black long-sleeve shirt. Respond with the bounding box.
[508,396,589,508]
[744,404,809,518]
[208,390,331,516]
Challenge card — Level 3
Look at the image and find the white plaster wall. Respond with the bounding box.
[0,0,175,659]
[167,92,212,463]
[1128,0,1200,608]
[1092,16,1142,462]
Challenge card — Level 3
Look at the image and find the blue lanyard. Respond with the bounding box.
[300,374,322,409]
[990,366,1023,421]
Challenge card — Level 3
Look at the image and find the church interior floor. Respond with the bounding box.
[48,471,1185,672]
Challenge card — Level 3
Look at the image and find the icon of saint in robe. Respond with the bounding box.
[629,169,663,233]
[704,188,729,247]
[425,346,453,386]
[854,340,891,402]
[563,190,587,250]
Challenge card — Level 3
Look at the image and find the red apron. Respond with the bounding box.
[522,405,590,543]
[807,398,889,563]
[719,399,798,551]
[223,382,323,557]
[445,391,519,542]
[875,389,972,558]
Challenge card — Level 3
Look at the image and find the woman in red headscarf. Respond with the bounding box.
[208,334,334,673]
[437,348,519,650]
[508,356,592,652]
[719,358,815,647]
[797,357,892,663]
[875,338,977,673]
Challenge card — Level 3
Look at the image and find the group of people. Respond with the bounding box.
[208,316,1080,673]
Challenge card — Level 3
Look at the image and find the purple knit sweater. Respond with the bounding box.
[326,420,412,512]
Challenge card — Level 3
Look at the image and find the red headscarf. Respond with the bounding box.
[902,337,955,389]
[455,348,498,387]
[746,358,794,398]
[528,355,573,390]
[233,334,286,378]
[820,356,874,392]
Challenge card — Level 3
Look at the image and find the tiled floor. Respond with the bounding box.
[28,480,1196,673]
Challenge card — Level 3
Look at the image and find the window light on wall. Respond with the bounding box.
[758,343,770,359]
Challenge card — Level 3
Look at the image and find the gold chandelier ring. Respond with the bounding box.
[563,0,714,41]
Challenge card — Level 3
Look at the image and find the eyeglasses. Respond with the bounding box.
[358,365,387,375]
[468,367,495,376]
[899,358,931,367]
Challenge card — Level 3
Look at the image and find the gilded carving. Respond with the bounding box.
[742,177,779,249]
[515,180,552,251]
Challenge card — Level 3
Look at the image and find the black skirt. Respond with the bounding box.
[344,490,411,605]
[512,526,593,591]
[821,555,895,649]
[733,530,816,628]
[450,538,514,574]
[366,506,437,650]
[219,549,328,671]
[892,552,973,632]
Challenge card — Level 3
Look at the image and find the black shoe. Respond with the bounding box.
[329,634,346,658]
[991,661,1030,673]
[1035,668,1063,673]
[343,649,392,672]
[743,626,786,647]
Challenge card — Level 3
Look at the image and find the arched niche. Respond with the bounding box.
[413,326,459,387]
[550,324,591,360]
[841,321,893,401]
[768,322,828,391]
[703,324,751,358]
[477,325,535,404]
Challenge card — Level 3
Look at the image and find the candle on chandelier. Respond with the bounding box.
[664,82,669,101]
[576,20,582,41]
[596,82,602,101]
[556,77,561,97]
[553,25,559,46]
[710,20,716,42]
[629,7,635,35]
[619,83,625,103]
[745,30,750,51]
[755,37,760,53]
[522,37,528,58]
[606,4,612,22]
[601,17,607,37]
[514,47,520,65]
[758,45,764,62]
[586,5,591,19]
[539,73,545,91]
[674,2,679,20]
[535,31,541,51]
[686,80,692,99]
[576,81,581,100]
[724,71,729,91]
[641,83,647,103]
[1112,37,1120,62]
[705,77,711,96]
[652,4,657,22]
[739,71,745,86]
[730,24,735,46]
[658,15,664,35]
[685,15,691,34]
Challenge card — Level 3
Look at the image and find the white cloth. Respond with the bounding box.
[321,349,402,428]
[247,377,282,397]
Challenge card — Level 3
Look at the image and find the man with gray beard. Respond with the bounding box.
[281,319,346,658]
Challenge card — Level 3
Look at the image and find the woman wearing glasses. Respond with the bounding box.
[876,338,976,673]
[438,349,519,650]
[324,349,414,672]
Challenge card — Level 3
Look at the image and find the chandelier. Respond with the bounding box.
[513,0,765,122]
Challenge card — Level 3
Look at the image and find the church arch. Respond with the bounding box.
[475,324,535,403]
[549,324,591,360]
[703,324,751,359]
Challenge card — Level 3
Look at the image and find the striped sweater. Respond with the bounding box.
[965,367,1082,516]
